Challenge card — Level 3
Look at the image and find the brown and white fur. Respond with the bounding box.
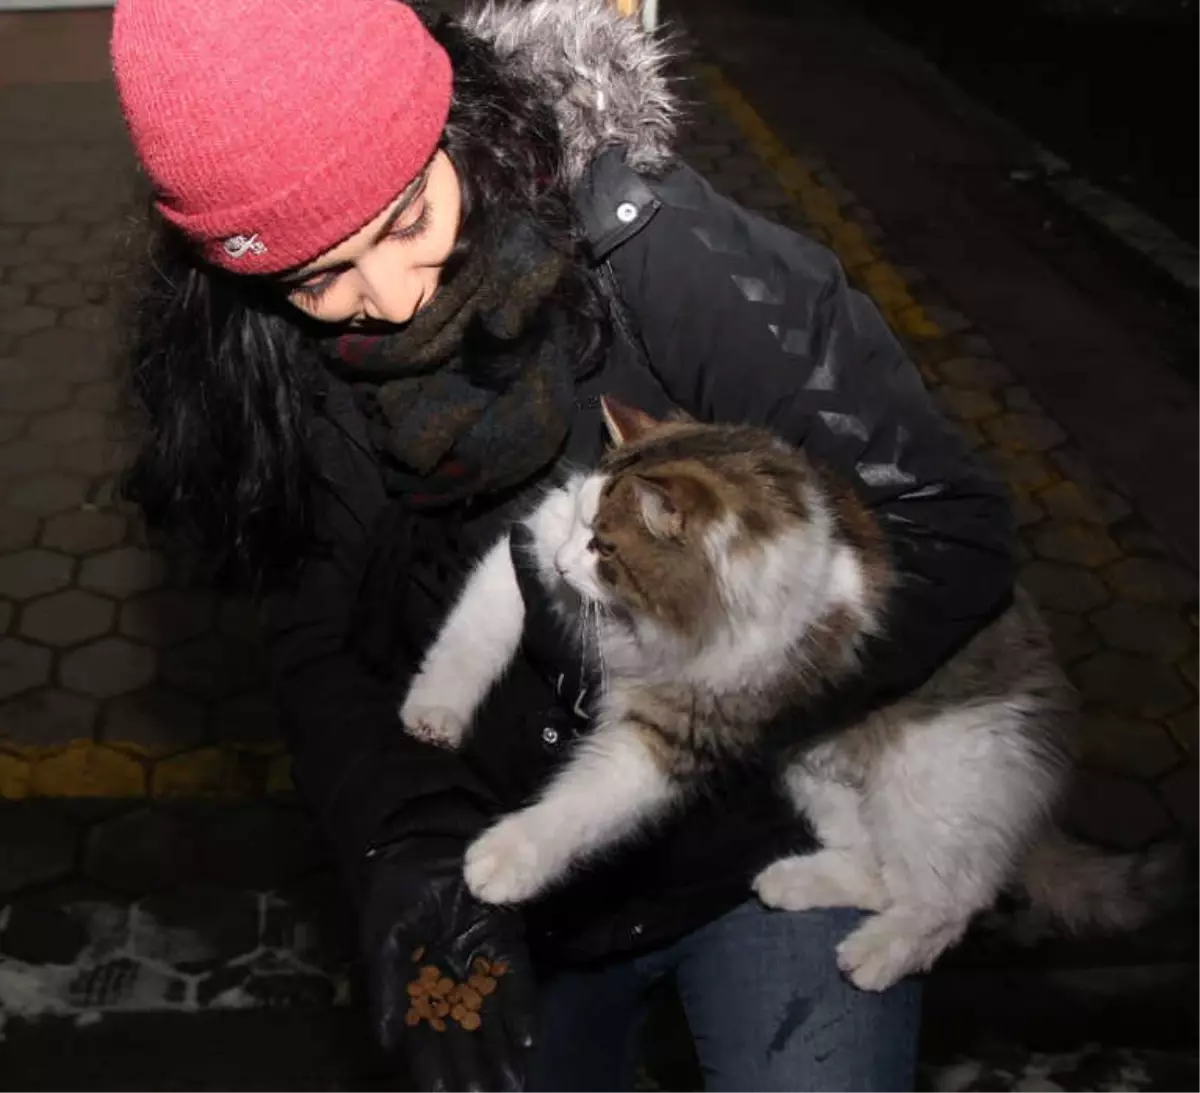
[401,398,1171,991]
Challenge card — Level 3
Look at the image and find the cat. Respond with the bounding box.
[400,396,1173,991]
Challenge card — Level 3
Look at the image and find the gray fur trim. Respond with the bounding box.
[462,0,679,185]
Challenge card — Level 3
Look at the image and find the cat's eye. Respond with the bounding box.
[588,536,614,558]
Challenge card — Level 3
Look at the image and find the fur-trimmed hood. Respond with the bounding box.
[462,0,679,185]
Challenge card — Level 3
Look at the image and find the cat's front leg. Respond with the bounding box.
[465,721,679,904]
[400,536,525,750]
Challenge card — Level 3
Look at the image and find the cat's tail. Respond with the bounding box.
[1017,826,1186,933]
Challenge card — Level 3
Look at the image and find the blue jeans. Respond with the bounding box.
[529,902,921,1092]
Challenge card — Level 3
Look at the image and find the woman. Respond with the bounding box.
[110,0,1015,1088]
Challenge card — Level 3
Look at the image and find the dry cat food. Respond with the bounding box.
[403,950,509,1032]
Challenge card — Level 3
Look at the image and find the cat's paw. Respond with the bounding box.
[835,912,931,992]
[464,816,556,905]
[754,852,888,913]
[399,701,469,750]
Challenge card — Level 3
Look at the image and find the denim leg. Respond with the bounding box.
[672,901,922,1092]
[527,955,664,1092]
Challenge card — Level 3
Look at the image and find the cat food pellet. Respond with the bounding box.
[403,957,506,1032]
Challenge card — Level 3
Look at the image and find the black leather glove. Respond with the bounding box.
[362,835,537,1092]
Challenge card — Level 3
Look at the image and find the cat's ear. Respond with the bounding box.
[633,473,712,540]
[633,478,684,539]
[601,396,660,447]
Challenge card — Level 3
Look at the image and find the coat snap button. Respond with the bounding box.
[541,726,560,745]
[616,201,638,224]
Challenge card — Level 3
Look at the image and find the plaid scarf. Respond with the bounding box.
[330,217,579,508]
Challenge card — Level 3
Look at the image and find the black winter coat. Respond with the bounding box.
[262,151,1015,967]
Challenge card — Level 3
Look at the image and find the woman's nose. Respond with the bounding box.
[358,258,424,325]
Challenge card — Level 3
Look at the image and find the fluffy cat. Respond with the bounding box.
[401,397,1170,991]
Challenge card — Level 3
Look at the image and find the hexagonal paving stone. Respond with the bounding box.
[9,261,68,288]
[58,436,134,478]
[1063,769,1174,849]
[982,412,1068,454]
[32,281,93,310]
[935,356,1016,391]
[0,802,79,895]
[152,747,255,799]
[1038,481,1114,525]
[119,589,215,647]
[0,688,98,747]
[1092,601,1192,660]
[214,690,282,753]
[0,438,56,480]
[0,548,73,600]
[1019,561,1110,614]
[0,751,31,797]
[0,304,55,335]
[21,589,115,646]
[0,412,23,444]
[1080,711,1183,779]
[72,379,119,414]
[193,803,320,888]
[29,742,147,797]
[0,638,52,700]
[160,634,267,701]
[60,637,157,699]
[0,879,121,964]
[5,471,90,515]
[84,805,202,893]
[984,451,1056,495]
[134,887,260,966]
[1105,557,1198,607]
[13,326,113,385]
[80,546,167,597]
[102,686,206,758]
[41,508,126,554]
[1011,494,1044,528]
[0,505,39,552]
[1042,610,1101,664]
[0,381,73,415]
[1072,651,1192,720]
[0,598,10,633]
[1030,522,1121,568]
[934,387,1001,422]
[0,284,30,309]
[28,408,111,445]
[1158,765,1197,834]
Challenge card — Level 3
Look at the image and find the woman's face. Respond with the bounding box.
[280,149,462,327]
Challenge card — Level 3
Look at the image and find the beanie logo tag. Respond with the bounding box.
[223,233,267,259]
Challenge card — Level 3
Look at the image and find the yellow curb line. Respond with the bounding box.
[0,740,293,799]
[695,64,944,345]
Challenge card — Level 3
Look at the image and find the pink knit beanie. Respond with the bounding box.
[110,0,453,274]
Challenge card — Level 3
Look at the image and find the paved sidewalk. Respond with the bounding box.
[0,6,1195,1088]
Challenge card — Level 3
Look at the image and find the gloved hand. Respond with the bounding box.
[361,835,537,1092]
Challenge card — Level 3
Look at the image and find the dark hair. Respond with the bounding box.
[123,12,609,592]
